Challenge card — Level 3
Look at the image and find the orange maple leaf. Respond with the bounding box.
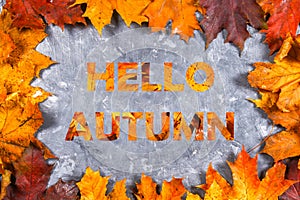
[143,0,200,41]
[72,0,151,35]
[198,147,296,199]
[258,0,300,54]
[108,179,130,200]
[135,174,158,200]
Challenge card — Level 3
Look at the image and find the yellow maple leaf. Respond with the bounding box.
[77,167,130,200]
[198,147,296,200]
[143,0,200,41]
[72,0,151,35]
[248,34,300,112]
[77,167,110,200]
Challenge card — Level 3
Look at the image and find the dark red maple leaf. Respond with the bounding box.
[4,145,53,200]
[4,0,86,29]
[199,0,266,50]
[280,157,300,200]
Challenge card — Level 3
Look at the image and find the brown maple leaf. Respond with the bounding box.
[72,0,151,35]
[143,0,201,41]
[4,0,86,29]
[4,145,53,200]
[280,157,300,200]
[43,179,80,200]
[198,147,296,199]
[258,0,300,54]
[199,0,266,50]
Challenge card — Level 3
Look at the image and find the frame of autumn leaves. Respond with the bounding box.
[0,0,299,199]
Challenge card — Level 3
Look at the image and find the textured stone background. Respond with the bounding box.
[1,1,281,197]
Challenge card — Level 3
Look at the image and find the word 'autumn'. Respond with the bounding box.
[65,112,234,141]
[87,62,214,92]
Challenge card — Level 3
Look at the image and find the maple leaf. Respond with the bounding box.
[4,145,53,200]
[280,157,300,200]
[135,174,158,200]
[72,0,150,35]
[197,163,231,198]
[43,179,80,200]
[261,131,300,162]
[4,0,86,29]
[108,179,129,200]
[77,167,130,200]
[198,147,296,199]
[199,0,266,50]
[77,167,109,200]
[258,0,300,54]
[159,177,186,200]
[143,0,200,41]
[248,35,300,112]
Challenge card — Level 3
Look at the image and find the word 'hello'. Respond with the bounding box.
[65,112,234,141]
[87,62,215,92]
